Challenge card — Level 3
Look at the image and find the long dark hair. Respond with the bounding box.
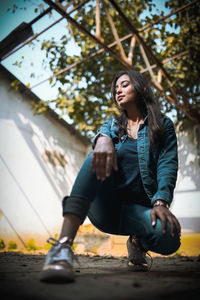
[111,70,164,146]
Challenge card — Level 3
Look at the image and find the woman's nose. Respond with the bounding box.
[116,86,122,94]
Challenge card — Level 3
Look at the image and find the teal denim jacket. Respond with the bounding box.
[93,116,178,206]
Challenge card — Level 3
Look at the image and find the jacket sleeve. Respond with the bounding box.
[152,117,178,206]
[92,117,114,149]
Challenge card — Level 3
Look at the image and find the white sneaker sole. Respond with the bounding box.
[127,261,149,272]
[40,267,75,283]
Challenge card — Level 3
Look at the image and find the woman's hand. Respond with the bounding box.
[150,204,181,237]
[92,136,118,181]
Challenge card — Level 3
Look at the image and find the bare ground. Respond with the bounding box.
[0,252,200,300]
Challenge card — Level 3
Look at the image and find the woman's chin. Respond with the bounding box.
[118,101,132,109]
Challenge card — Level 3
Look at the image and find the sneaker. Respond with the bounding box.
[40,237,78,283]
[126,235,152,272]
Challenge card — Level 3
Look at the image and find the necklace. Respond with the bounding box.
[127,120,144,139]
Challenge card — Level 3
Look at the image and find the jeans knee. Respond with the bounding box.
[62,195,91,223]
[151,225,181,255]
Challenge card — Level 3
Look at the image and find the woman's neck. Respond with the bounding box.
[126,107,144,125]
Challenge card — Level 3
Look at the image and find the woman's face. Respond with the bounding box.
[115,74,137,108]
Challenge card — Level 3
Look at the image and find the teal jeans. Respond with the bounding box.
[62,153,180,255]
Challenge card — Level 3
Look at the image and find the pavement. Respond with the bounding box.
[0,251,200,300]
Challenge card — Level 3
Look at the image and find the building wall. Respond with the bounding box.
[0,74,90,248]
[0,73,199,252]
[171,131,200,233]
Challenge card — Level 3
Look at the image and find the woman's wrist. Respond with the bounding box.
[96,134,111,143]
[153,199,170,209]
[98,134,110,139]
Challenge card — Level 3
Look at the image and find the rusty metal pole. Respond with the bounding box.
[43,0,133,70]
[109,0,199,123]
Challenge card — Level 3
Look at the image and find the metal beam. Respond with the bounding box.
[24,0,197,121]
[2,0,196,61]
[30,48,187,95]
[29,7,52,26]
[109,1,175,87]
[43,0,132,69]
[103,0,129,63]
[140,50,188,73]
[0,0,91,61]
[109,0,199,123]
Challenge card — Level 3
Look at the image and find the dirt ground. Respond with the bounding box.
[0,252,200,300]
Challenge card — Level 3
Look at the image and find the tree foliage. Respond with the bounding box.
[37,0,200,137]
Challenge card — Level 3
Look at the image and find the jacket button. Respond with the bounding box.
[121,137,124,140]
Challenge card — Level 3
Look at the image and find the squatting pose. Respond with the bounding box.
[40,70,181,282]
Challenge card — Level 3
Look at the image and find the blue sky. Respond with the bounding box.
[0,0,172,106]
[0,0,81,102]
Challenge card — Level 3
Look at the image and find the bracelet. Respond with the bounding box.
[98,134,110,138]
[153,200,170,209]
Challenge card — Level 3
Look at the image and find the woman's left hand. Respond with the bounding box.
[150,205,181,237]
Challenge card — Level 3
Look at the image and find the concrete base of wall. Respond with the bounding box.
[1,224,200,256]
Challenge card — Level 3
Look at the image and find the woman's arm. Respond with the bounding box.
[92,117,118,181]
[92,136,118,181]
[92,117,114,148]
[150,204,181,237]
[152,117,178,206]
[151,117,180,236]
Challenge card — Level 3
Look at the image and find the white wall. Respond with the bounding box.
[171,131,200,232]
[0,74,90,248]
[0,73,199,251]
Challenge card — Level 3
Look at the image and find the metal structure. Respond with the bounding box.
[1,0,199,123]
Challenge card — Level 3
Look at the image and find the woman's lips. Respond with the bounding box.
[117,95,125,101]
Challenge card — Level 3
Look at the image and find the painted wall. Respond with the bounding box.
[171,130,200,233]
[0,72,199,252]
[0,73,90,248]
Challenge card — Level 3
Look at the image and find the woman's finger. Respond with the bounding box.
[172,215,181,235]
[91,152,96,173]
[150,209,157,227]
[159,214,167,234]
[96,153,106,180]
[94,153,100,180]
[106,153,112,177]
[153,206,167,233]
[167,214,175,237]
[151,206,167,233]
[95,153,103,180]
[112,151,118,171]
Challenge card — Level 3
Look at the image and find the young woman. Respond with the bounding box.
[40,70,181,282]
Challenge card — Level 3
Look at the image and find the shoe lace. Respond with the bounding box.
[146,252,153,271]
[47,237,80,265]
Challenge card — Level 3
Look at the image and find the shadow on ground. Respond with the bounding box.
[0,252,200,300]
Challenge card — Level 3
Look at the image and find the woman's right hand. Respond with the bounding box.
[92,136,118,181]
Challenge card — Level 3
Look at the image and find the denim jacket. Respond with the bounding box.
[93,116,178,206]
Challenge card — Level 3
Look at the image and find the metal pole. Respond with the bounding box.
[0,0,91,61]
[1,0,197,61]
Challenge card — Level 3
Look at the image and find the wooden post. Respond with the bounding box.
[157,69,162,85]
[127,35,136,63]
[103,0,130,64]
[139,42,163,90]
[95,0,104,42]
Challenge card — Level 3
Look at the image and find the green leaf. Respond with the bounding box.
[35,0,200,137]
